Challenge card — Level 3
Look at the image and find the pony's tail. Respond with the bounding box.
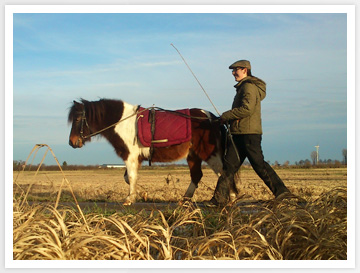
[204,110,228,163]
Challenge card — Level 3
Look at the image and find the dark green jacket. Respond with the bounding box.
[221,76,266,135]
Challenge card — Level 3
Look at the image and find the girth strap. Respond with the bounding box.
[148,108,156,166]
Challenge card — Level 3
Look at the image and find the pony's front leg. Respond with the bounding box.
[123,158,139,205]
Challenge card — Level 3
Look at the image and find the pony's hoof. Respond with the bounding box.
[178,197,192,206]
[203,197,219,208]
[123,200,132,206]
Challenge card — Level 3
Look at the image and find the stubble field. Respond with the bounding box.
[13,167,347,260]
[14,166,347,203]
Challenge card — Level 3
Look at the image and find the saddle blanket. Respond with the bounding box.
[137,107,192,148]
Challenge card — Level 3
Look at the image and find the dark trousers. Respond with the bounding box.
[213,134,290,204]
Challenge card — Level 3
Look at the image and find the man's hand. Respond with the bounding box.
[214,116,226,125]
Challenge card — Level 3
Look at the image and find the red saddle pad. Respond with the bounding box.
[137,107,192,148]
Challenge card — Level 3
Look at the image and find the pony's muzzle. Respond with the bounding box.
[69,137,83,148]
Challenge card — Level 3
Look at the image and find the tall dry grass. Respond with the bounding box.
[13,187,347,260]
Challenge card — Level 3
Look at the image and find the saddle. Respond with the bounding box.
[137,107,192,149]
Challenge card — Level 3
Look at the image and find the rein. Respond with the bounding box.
[79,106,212,141]
[79,107,151,140]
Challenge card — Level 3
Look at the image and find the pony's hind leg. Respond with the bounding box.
[206,154,239,202]
[183,152,203,200]
[206,154,223,177]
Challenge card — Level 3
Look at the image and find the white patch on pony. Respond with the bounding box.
[114,102,150,205]
[114,102,150,159]
[184,181,198,198]
[206,154,223,177]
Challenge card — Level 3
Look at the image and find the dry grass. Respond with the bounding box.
[13,165,347,260]
[13,167,347,204]
[13,186,347,260]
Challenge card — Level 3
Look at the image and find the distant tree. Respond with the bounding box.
[283,161,290,167]
[13,160,25,171]
[304,159,312,168]
[62,161,68,167]
[311,151,317,165]
[342,149,347,165]
[334,160,342,167]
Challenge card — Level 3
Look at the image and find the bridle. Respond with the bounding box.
[76,105,148,141]
[79,108,92,141]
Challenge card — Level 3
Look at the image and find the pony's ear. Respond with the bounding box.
[73,100,79,105]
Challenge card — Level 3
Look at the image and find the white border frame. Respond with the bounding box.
[4,4,356,269]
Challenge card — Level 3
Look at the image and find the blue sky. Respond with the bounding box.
[11,8,349,166]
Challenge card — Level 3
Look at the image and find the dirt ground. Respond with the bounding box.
[13,166,347,204]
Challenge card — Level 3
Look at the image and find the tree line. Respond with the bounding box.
[13,149,347,171]
[13,156,347,172]
[12,160,101,171]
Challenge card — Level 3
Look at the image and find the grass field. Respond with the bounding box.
[13,167,347,260]
[14,166,347,203]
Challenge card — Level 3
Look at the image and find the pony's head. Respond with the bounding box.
[68,100,92,148]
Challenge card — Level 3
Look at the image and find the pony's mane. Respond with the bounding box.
[68,98,125,127]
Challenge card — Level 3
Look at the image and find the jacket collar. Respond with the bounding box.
[234,76,252,88]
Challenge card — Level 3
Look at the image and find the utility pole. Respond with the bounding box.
[315,145,319,165]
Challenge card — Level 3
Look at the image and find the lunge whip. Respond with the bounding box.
[171,43,240,162]
[171,43,221,117]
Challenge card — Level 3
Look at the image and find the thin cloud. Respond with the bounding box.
[140,61,181,67]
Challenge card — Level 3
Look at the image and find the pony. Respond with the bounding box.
[68,98,234,205]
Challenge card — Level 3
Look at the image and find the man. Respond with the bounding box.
[209,59,290,206]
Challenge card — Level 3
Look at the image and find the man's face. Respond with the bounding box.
[232,67,247,82]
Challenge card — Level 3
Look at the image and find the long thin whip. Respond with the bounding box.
[171,43,221,116]
[171,43,240,162]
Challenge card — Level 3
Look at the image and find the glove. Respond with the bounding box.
[220,113,230,125]
[213,116,225,125]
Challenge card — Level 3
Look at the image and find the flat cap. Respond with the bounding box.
[229,60,251,69]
